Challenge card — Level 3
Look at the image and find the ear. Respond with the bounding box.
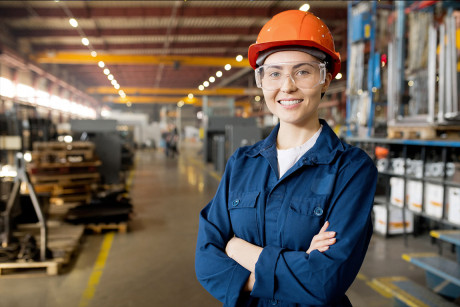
[321,72,333,94]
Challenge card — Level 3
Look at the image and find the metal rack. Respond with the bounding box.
[346,137,460,241]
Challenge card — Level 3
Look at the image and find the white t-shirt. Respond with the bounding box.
[277,125,322,178]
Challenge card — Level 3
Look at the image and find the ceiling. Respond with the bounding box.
[0,1,348,111]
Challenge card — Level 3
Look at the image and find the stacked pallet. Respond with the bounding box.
[27,141,101,205]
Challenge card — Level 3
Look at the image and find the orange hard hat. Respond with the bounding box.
[248,10,341,78]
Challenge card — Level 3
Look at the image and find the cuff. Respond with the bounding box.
[251,245,283,299]
[224,264,251,307]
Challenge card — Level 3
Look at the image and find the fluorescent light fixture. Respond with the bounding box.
[81,37,90,46]
[188,93,194,99]
[69,18,78,28]
[224,64,231,71]
[203,81,209,87]
[198,85,204,91]
[108,74,114,80]
[209,76,215,83]
[98,61,105,68]
[103,68,110,75]
[216,71,223,77]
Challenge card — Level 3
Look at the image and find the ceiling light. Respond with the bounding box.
[126,102,132,107]
[69,18,78,28]
[177,100,185,108]
[103,68,110,75]
[81,37,90,46]
[299,3,310,12]
[209,76,215,83]
[203,81,209,87]
[111,79,117,85]
[224,64,231,71]
[408,80,414,87]
[108,74,114,80]
[188,93,194,99]
[236,55,243,62]
[335,73,342,80]
[98,61,105,68]
[91,51,97,57]
[255,96,261,102]
[114,84,120,89]
[198,85,204,91]
[216,71,223,77]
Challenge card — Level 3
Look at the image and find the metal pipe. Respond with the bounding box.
[438,24,446,123]
[427,24,436,123]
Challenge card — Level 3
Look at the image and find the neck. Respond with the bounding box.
[276,119,321,150]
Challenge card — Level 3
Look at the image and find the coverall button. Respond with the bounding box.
[232,199,240,207]
[314,207,323,216]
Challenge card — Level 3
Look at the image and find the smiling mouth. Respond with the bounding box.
[278,99,303,106]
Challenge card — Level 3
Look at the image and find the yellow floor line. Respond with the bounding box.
[79,232,115,307]
[187,156,222,181]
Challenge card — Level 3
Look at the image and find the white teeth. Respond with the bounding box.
[278,99,302,106]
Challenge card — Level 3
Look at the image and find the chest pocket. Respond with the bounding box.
[283,196,328,251]
[228,191,260,242]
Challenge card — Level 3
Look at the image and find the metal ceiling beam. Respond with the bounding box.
[105,96,198,104]
[32,52,250,67]
[0,6,346,20]
[87,87,262,96]
[107,96,252,107]
[14,27,260,37]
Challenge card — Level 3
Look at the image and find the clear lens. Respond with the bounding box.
[255,61,326,91]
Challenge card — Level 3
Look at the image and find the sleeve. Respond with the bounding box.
[251,152,378,305]
[195,155,251,307]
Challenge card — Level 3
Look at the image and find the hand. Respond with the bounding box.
[306,221,336,254]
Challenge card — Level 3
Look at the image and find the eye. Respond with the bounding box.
[295,69,310,77]
[268,71,281,79]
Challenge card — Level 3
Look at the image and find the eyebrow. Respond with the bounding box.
[265,62,314,70]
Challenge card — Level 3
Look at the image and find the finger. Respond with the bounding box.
[319,221,329,234]
[313,232,336,242]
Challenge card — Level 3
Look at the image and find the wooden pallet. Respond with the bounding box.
[32,142,96,164]
[388,124,460,140]
[85,222,128,234]
[33,141,95,152]
[30,172,100,185]
[50,194,92,205]
[0,260,61,276]
[0,223,85,277]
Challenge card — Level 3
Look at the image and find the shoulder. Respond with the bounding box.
[230,139,266,160]
[339,142,377,173]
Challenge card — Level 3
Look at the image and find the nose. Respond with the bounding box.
[279,73,297,92]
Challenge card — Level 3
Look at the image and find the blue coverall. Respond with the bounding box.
[195,119,378,306]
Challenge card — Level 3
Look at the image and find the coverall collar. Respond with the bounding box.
[246,119,345,165]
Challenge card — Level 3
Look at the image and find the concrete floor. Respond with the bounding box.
[0,144,456,307]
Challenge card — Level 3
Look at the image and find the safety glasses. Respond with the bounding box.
[255,61,326,91]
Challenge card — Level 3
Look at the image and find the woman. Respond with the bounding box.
[195,10,378,307]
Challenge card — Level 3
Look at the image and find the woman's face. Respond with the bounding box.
[261,50,331,127]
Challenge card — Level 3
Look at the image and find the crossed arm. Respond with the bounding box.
[225,221,336,291]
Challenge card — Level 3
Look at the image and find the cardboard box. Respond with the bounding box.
[425,183,444,218]
[373,205,414,235]
[447,187,460,225]
[407,180,423,213]
[390,177,405,208]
